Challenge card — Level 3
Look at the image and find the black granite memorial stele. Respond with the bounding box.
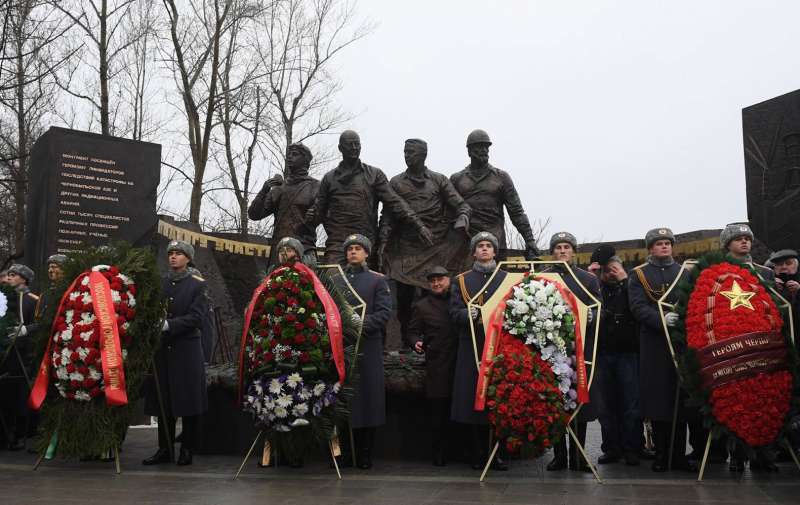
[25,127,161,288]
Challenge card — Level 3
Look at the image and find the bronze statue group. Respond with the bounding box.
[2,128,799,477]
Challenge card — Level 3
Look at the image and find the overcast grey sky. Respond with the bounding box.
[309,0,799,243]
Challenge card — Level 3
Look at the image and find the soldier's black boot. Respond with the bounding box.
[356,428,374,469]
[142,447,172,465]
[547,437,568,471]
[176,446,193,466]
[569,422,591,472]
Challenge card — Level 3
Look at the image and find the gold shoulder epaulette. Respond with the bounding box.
[632,263,647,271]
[27,293,40,300]
[191,274,205,282]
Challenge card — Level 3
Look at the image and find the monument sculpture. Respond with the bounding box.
[376,138,471,340]
[450,129,539,260]
[248,142,320,267]
[303,130,434,265]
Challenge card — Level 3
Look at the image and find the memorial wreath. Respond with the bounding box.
[667,252,799,450]
[28,244,162,457]
[477,272,590,457]
[238,262,360,458]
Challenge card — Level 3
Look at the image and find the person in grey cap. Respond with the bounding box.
[304,130,434,265]
[407,265,458,466]
[542,232,601,473]
[628,228,697,473]
[0,263,40,450]
[249,142,320,269]
[377,138,471,346]
[143,240,208,466]
[339,233,392,469]
[720,222,774,282]
[770,249,800,347]
[274,236,317,268]
[449,231,509,471]
[46,254,67,284]
[450,129,539,260]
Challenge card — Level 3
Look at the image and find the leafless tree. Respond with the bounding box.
[0,1,73,256]
[50,0,151,136]
[253,0,372,171]
[160,0,234,224]
[504,214,552,253]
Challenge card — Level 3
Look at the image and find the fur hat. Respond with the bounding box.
[342,233,372,254]
[720,223,754,250]
[470,231,499,254]
[8,263,34,283]
[167,240,195,261]
[549,231,578,254]
[645,227,676,249]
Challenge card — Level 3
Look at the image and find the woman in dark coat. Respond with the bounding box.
[143,240,208,466]
[450,231,508,470]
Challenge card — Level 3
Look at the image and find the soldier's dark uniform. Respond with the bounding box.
[144,265,209,463]
[0,265,41,449]
[542,243,602,472]
[628,228,694,471]
[341,234,392,468]
[449,232,507,467]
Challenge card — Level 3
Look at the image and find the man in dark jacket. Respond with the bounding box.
[629,227,696,472]
[248,142,320,269]
[771,249,800,333]
[0,264,40,450]
[408,266,458,466]
[595,255,641,466]
[143,241,209,466]
[304,130,433,265]
[543,232,602,473]
[450,231,508,470]
[343,234,392,469]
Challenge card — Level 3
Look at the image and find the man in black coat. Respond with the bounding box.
[143,241,209,466]
[543,232,602,473]
[0,264,40,450]
[342,234,392,469]
[594,255,641,466]
[629,227,696,472]
[450,231,508,470]
[249,142,320,269]
[408,266,458,466]
[304,130,434,265]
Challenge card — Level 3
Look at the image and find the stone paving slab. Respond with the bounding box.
[1,424,799,504]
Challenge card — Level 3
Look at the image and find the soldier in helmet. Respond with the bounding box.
[720,223,774,282]
[450,130,539,262]
[249,142,320,269]
[304,130,434,265]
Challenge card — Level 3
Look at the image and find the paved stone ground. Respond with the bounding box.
[1,423,799,505]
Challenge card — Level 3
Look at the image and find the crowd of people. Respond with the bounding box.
[1,127,798,477]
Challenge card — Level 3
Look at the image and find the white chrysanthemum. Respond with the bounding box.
[56,367,69,380]
[0,291,7,318]
[111,290,121,303]
[80,312,95,324]
[77,347,89,360]
[292,403,309,417]
[89,369,102,380]
[69,372,85,382]
[61,348,72,360]
[69,291,80,300]
[298,387,312,401]
[269,378,282,394]
[274,406,288,418]
[80,330,92,342]
[313,382,326,397]
[121,349,128,360]
[286,373,302,389]
[128,295,136,308]
[276,394,293,408]
[75,391,91,401]
[81,276,90,286]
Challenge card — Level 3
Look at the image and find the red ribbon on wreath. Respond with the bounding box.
[237,263,345,405]
[474,274,590,411]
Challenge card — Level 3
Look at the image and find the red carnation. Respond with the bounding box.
[276,291,286,301]
[306,318,317,329]
[287,297,299,307]
[294,322,305,331]
[294,334,306,345]
[67,364,76,373]
[285,313,296,322]
[299,351,310,363]
[306,300,317,310]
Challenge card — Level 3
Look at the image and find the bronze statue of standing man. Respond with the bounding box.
[248,142,319,267]
[450,129,539,259]
[304,130,434,265]
[376,138,471,342]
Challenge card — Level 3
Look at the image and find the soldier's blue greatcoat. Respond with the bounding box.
[145,271,209,418]
[346,264,392,428]
[449,266,507,425]
[628,259,681,421]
